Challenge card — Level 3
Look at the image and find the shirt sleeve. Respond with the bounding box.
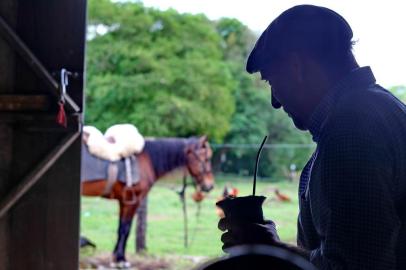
[309,111,400,270]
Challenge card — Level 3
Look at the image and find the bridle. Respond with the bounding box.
[177,141,212,248]
[186,142,212,189]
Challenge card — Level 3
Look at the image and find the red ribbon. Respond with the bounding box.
[57,101,67,128]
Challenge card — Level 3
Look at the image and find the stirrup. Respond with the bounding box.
[122,186,137,205]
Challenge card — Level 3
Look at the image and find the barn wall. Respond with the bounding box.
[0,0,17,267]
[0,0,86,269]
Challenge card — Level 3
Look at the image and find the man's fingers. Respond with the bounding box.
[221,231,242,250]
[222,242,234,252]
[218,218,280,251]
[218,218,228,231]
[263,219,277,229]
[220,231,236,252]
[220,231,234,244]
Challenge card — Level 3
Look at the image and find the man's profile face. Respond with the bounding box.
[261,58,308,130]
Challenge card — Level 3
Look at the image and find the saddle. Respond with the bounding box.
[83,124,144,201]
[83,124,145,161]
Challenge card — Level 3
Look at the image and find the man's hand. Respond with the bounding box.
[218,218,280,251]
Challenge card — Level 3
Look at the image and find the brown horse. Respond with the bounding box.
[81,135,214,265]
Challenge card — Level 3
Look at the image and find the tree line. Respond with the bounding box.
[86,0,404,177]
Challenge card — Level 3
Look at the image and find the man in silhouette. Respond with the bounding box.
[219,5,406,269]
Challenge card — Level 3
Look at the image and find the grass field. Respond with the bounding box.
[80,175,299,267]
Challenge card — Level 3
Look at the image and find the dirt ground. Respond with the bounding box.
[79,252,209,270]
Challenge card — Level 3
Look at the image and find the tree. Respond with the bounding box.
[390,85,406,102]
[86,0,235,141]
[86,1,314,178]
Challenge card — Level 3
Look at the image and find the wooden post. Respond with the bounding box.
[136,196,148,252]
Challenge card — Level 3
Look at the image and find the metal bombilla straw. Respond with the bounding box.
[253,135,268,196]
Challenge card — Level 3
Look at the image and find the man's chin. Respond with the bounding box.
[292,118,308,131]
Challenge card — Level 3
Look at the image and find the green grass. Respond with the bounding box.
[81,176,299,258]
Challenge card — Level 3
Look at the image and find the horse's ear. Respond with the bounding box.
[199,135,208,145]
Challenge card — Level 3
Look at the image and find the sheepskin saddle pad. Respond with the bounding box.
[83,124,145,162]
[81,142,140,184]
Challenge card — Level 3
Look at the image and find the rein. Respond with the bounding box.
[177,172,204,249]
[188,196,202,247]
[177,140,209,248]
[177,170,189,248]
[177,171,203,248]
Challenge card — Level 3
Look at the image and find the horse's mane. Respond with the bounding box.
[143,137,198,177]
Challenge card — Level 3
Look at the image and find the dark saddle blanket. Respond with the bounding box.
[81,143,140,184]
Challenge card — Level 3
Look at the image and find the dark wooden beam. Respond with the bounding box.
[0,95,49,111]
[0,113,81,132]
[0,15,58,91]
[0,14,80,113]
[0,131,80,218]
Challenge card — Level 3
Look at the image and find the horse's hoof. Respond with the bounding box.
[110,260,131,269]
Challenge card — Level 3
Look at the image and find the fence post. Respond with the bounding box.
[136,196,148,252]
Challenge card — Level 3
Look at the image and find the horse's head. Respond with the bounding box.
[185,135,215,193]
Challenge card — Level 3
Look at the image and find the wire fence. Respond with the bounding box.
[210,143,316,180]
[81,144,315,256]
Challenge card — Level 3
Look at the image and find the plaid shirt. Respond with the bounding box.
[297,67,406,269]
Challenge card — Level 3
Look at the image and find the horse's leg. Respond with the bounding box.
[113,200,139,264]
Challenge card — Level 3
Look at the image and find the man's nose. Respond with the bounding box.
[271,94,282,109]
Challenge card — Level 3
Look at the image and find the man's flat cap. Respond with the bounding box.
[246,5,353,73]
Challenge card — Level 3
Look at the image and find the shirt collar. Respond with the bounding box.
[308,66,376,142]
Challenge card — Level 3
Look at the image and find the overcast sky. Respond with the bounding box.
[140,0,406,88]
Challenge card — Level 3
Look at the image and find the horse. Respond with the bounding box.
[81,134,214,266]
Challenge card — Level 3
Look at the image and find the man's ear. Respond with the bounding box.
[289,52,304,83]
